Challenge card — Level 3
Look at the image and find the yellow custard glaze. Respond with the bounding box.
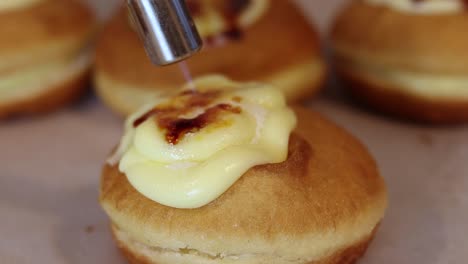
[109,76,297,209]
[0,0,43,12]
[0,51,91,103]
[189,0,270,37]
[350,63,468,100]
[366,0,465,14]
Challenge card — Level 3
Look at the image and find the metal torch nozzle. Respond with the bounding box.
[127,0,203,66]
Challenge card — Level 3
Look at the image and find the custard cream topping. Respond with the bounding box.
[0,51,91,103]
[187,0,269,38]
[0,0,44,12]
[367,67,468,99]
[109,76,297,209]
[366,0,465,14]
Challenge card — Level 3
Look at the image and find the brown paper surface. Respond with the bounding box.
[1,0,467,263]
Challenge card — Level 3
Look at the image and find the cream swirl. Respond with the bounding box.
[366,0,466,14]
[0,0,44,12]
[108,76,297,209]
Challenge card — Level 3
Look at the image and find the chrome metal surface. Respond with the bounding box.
[127,0,202,66]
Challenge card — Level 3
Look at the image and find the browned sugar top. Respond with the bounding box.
[133,90,242,145]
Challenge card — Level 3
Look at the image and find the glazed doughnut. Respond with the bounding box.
[0,0,95,118]
[95,0,326,116]
[331,0,468,123]
[99,77,387,264]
